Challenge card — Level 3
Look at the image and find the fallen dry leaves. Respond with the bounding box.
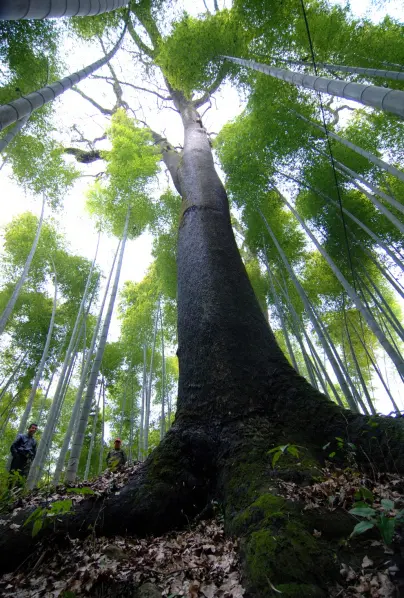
[0,464,403,597]
[0,519,244,597]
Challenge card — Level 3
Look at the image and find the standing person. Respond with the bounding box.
[106,438,127,471]
[9,423,38,479]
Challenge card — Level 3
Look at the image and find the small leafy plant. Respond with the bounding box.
[349,489,404,545]
[24,499,73,537]
[268,443,300,468]
[66,486,95,495]
[323,436,357,467]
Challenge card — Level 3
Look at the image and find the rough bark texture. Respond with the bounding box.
[1,93,404,598]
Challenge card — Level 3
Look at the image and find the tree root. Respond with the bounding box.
[0,405,403,598]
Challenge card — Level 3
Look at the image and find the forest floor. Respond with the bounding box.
[0,464,403,597]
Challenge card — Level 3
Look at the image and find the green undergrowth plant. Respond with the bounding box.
[24,499,73,537]
[323,436,357,468]
[268,443,301,468]
[349,489,404,545]
[0,470,28,514]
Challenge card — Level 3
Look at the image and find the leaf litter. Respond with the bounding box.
[0,464,403,597]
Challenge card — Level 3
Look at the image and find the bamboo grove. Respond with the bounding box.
[0,0,403,488]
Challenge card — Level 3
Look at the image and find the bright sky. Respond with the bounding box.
[0,0,403,417]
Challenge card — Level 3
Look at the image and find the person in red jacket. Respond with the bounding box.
[106,438,127,471]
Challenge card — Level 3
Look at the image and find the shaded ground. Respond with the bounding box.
[0,464,403,597]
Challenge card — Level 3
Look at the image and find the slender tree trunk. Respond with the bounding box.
[84,382,102,480]
[278,169,404,275]
[7,270,58,471]
[0,351,28,403]
[119,374,129,440]
[98,377,106,475]
[144,299,160,456]
[52,242,119,484]
[294,112,404,183]
[0,393,20,435]
[35,286,96,485]
[222,55,404,118]
[262,251,300,373]
[342,313,375,415]
[275,269,345,407]
[160,305,166,440]
[65,209,130,484]
[128,369,134,464]
[0,115,29,153]
[259,208,358,410]
[359,272,404,343]
[0,0,128,19]
[138,343,147,461]
[316,147,404,216]
[28,237,100,487]
[37,338,67,424]
[0,195,45,336]
[275,187,404,378]
[281,58,404,82]
[330,161,404,235]
[362,246,404,300]
[350,319,401,412]
[0,26,126,131]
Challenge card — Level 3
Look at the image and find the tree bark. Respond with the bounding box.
[27,238,100,487]
[222,55,404,118]
[53,241,119,484]
[138,343,147,461]
[84,382,102,480]
[0,351,28,403]
[2,93,404,598]
[98,377,105,475]
[0,115,29,153]
[282,58,404,82]
[262,251,300,374]
[160,305,166,440]
[0,195,45,336]
[65,209,130,483]
[276,188,404,378]
[316,147,404,216]
[294,112,404,184]
[0,0,128,19]
[7,268,58,470]
[259,208,359,410]
[0,26,126,131]
[144,300,160,455]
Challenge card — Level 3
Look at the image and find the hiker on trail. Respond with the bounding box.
[106,438,127,471]
[9,423,38,479]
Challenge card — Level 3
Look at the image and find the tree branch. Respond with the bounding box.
[91,75,171,101]
[137,122,181,194]
[72,88,114,116]
[127,16,155,58]
[64,148,105,163]
[194,65,229,108]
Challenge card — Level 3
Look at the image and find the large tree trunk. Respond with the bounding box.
[1,94,404,598]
